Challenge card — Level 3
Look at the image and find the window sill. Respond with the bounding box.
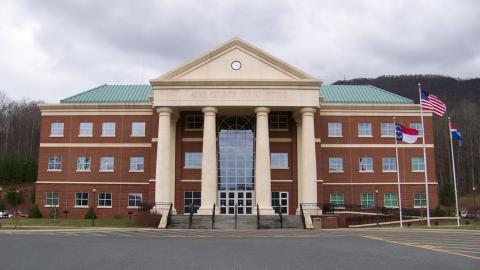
[184,128,203,132]
[97,206,112,209]
[359,170,374,173]
[130,135,146,137]
[47,169,62,172]
[385,206,399,209]
[127,206,141,209]
[76,170,91,172]
[49,135,64,137]
[78,135,93,138]
[74,206,89,209]
[101,135,116,138]
[328,135,343,138]
[412,170,425,173]
[271,167,289,170]
[382,170,397,173]
[381,135,395,138]
[414,206,427,209]
[129,170,144,173]
[184,166,202,169]
[358,135,373,138]
[329,171,344,173]
[44,205,59,208]
[99,170,114,173]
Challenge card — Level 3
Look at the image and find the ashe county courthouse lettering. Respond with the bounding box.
[35,39,437,223]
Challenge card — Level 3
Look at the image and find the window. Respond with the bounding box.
[328,122,342,137]
[382,157,397,172]
[98,192,112,207]
[381,123,395,137]
[269,114,289,130]
[184,114,203,129]
[184,191,201,214]
[100,157,114,172]
[185,152,202,168]
[329,157,344,172]
[47,156,62,171]
[271,153,288,169]
[330,193,345,208]
[359,157,373,172]
[272,192,288,214]
[79,122,93,137]
[131,122,145,137]
[409,123,423,136]
[129,157,144,172]
[101,122,116,137]
[361,193,374,208]
[414,193,427,208]
[76,156,91,171]
[45,192,59,207]
[411,157,425,172]
[50,122,64,137]
[75,192,89,207]
[128,193,142,207]
[358,122,372,137]
[384,193,398,208]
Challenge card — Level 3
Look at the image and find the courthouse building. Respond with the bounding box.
[35,39,437,219]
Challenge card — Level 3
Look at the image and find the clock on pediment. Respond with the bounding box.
[231,60,241,70]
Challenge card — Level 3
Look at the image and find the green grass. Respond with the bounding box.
[0,218,134,228]
[381,219,480,230]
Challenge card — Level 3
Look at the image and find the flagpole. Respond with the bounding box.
[418,83,431,227]
[448,117,460,226]
[394,117,403,228]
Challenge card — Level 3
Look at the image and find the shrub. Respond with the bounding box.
[0,200,5,211]
[433,206,446,217]
[30,205,43,218]
[6,189,23,206]
[84,207,96,219]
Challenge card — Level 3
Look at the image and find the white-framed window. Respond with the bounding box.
[184,191,201,214]
[409,123,424,136]
[128,193,142,207]
[272,192,289,214]
[185,152,202,168]
[131,122,145,137]
[359,157,373,172]
[75,192,89,207]
[361,193,374,208]
[328,122,342,137]
[358,122,372,137]
[382,157,397,172]
[45,192,59,207]
[414,193,427,208]
[381,123,395,137]
[101,122,116,137]
[129,157,144,172]
[98,192,112,207]
[269,114,289,130]
[184,114,203,129]
[411,157,425,172]
[329,157,344,173]
[384,193,398,208]
[79,122,93,137]
[100,157,114,172]
[47,156,62,171]
[50,122,64,137]
[76,156,91,171]
[330,193,345,208]
[271,153,289,169]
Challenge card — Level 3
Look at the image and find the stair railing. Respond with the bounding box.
[211,203,216,229]
[167,202,173,227]
[234,203,238,229]
[256,203,260,229]
[300,203,306,229]
[278,205,283,229]
[188,203,194,229]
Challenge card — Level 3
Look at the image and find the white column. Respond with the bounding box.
[197,107,218,215]
[155,107,172,212]
[169,113,178,213]
[300,107,318,205]
[255,107,274,215]
[295,115,303,213]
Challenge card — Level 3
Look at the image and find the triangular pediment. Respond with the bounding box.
[154,38,318,81]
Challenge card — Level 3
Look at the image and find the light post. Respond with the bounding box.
[92,188,96,227]
[473,186,477,219]
[375,187,379,225]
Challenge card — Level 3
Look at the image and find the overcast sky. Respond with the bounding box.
[1,0,479,102]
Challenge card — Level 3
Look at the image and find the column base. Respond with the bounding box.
[151,206,176,215]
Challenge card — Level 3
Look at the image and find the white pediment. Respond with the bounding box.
[155,38,317,81]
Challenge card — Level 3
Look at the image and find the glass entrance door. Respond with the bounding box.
[219,191,253,214]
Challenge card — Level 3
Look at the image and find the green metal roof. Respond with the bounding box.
[61,84,413,104]
[320,85,413,104]
[60,84,152,103]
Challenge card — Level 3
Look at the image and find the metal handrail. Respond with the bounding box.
[256,203,260,229]
[211,203,216,229]
[234,203,238,229]
[278,206,283,229]
[188,203,194,229]
[300,204,306,229]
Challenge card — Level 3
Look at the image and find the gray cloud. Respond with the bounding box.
[1,0,479,102]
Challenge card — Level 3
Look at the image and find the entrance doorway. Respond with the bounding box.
[219,191,253,214]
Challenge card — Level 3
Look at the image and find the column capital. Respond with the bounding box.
[254,106,271,115]
[202,106,218,114]
[156,107,173,115]
[299,107,317,115]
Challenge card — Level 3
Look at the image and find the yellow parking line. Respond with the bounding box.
[362,235,480,261]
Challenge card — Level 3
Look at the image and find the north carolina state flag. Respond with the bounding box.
[395,123,419,144]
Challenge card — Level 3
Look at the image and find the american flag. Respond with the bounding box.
[420,90,447,116]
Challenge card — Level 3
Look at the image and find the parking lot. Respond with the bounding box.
[0,228,478,270]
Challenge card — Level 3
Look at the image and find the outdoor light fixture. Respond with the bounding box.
[92,188,97,227]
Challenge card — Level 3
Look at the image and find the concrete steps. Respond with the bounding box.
[167,214,305,229]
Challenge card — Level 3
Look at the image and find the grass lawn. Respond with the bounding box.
[0,218,134,228]
[381,218,480,230]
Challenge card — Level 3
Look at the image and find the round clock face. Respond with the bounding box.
[231,60,241,70]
